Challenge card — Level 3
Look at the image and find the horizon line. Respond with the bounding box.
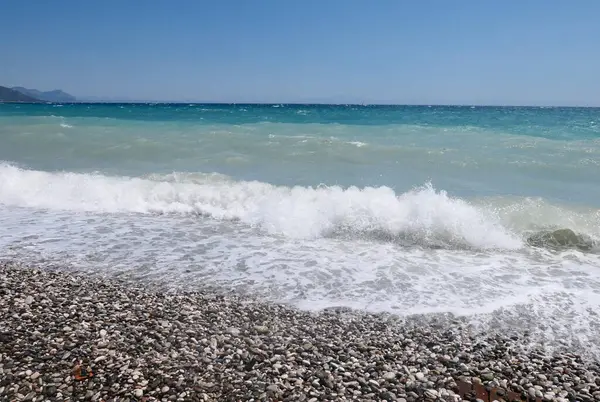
[3,100,600,108]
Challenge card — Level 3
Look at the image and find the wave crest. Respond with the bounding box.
[2,163,594,252]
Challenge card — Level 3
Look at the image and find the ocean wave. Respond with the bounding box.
[1,163,598,251]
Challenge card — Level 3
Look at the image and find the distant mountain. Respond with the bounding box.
[12,86,76,102]
[0,86,42,102]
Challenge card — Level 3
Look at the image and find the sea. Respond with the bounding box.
[1,103,599,355]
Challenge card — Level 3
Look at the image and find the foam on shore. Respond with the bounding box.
[1,261,598,402]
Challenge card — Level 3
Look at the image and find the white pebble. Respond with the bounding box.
[383,371,396,380]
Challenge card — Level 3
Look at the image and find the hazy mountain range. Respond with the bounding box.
[11,87,76,102]
[0,86,77,102]
[0,86,42,102]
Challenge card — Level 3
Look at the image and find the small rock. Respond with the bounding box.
[481,371,495,381]
[254,325,269,334]
[227,327,240,336]
[529,387,537,398]
[383,371,396,381]
[44,386,57,396]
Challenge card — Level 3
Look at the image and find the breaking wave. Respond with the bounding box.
[0,163,598,251]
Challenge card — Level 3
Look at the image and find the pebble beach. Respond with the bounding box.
[1,261,599,402]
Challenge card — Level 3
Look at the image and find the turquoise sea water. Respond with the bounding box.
[1,103,600,354]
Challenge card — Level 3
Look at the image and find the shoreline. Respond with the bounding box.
[1,261,599,401]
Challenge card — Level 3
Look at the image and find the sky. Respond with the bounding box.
[1,0,600,106]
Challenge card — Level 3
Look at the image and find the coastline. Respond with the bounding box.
[1,261,599,401]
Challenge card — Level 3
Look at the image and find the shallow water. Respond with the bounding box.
[1,103,600,355]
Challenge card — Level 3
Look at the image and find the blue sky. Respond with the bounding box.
[1,0,599,105]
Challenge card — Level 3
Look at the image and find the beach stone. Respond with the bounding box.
[227,327,240,336]
[44,386,57,396]
[254,325,269,334]
[527,228,593,251]
[481,371,494,381]
[383,371,396,381]
[368,379,379,387]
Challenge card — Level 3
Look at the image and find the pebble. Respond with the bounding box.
[227,327,240,336]
[529,387,537,398]
[1,261,599,402]
[254,325,269,334]
[383,371,396,381]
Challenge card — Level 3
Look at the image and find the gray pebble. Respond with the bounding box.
[1,262,599,402]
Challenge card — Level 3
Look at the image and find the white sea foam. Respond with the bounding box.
[1,163,599,246]
[2,163,600,356]
[0,163,522,249]
[348,141,367,147]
